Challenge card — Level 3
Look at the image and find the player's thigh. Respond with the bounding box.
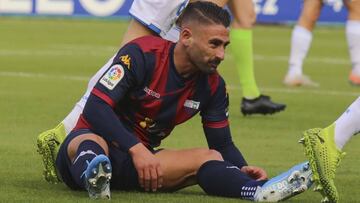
[155,148,223,189]
[121,19,156,46]
[298,0,323,31]
[228,0,256,29]
[344,0,360,20]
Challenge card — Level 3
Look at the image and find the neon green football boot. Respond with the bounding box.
[37,123,66,184]
[299,124,346,203]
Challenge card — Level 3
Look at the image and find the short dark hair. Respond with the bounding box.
[178,1,231,28]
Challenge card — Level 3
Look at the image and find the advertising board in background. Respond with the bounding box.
[0,0,348,24]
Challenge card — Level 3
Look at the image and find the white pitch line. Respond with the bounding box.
[252,54,349,65]
[0,71,89,82]
[227,85,359,97]
[0,48,350,65]
[1,71,358,97]
[0,49,114,57]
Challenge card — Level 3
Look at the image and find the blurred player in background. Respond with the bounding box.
[37,0,284,184]
[284,0,360,86]
[212,0,286,116]
[300,96,360,203]
[126,0,286,116]
[54,2,312,200]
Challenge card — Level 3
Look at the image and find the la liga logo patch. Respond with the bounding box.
[108,66,123,80]
[100,64,125,90]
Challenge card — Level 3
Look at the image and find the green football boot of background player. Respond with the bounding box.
[299,124,346,203]
[37,123,66,184]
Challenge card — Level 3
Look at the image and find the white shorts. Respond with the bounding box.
[129,0,189,38]
[62,55,115,134]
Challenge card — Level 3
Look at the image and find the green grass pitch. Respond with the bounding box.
[0,17,359,202]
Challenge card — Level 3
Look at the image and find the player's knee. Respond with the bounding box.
[192,149,223,172]
[347,5,360,20]
[232,13,256,29]
[205,149,223,161]
[67,133,109,161]
[298,18,316,31]
[245,11,257,27]
[299,11,320,30]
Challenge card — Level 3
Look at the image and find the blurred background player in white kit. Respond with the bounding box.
[300,96,360,202]
[37,0,285,183]
[284,0,360,86]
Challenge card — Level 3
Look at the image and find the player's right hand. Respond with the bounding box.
[129,143,163,192]
[240,165,268,181]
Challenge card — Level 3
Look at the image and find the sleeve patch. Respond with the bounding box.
[100,64,125,90]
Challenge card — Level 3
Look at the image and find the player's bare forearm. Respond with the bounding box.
[129,143,163,192]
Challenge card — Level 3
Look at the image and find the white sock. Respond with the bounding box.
[287,25,312,76]
[62,55,115,135]
[62,100,85,135]
[346,20,360,75]
[163,24,180,42]
[334,96,360,149]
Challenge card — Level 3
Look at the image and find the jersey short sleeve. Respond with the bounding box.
[93,43,146,107]
[200,76,229,123]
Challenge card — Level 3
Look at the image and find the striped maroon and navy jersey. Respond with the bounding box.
[76,36,229,149]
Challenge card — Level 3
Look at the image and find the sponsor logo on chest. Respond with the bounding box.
[184,99,200,110]
[143,86,161,98]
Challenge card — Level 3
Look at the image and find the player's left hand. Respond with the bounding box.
[240,166,268,181]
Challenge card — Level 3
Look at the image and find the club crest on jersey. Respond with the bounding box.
[184,100,200,110]
[100,64,124,90]
[120,55,131,69]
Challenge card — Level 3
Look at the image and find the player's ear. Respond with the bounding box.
[180,27,193,46]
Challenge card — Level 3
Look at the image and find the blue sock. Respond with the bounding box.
[197,160,267,200]
[69,140,105,188]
